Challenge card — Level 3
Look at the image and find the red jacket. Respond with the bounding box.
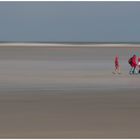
[115,56,119,66]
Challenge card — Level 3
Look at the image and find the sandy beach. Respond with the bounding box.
[0,44,140,138]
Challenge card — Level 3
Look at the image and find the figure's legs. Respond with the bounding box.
[139,66,140,74]
[113,65,117,74]
[115,65,119,73]
[117,66,121,74]
[132,67,136,74]
[129,67,133,74]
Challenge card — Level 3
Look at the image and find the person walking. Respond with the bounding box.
[113,55,121,74]
[129,54,137,74]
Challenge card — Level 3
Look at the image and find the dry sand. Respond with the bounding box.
[0,44,140,138]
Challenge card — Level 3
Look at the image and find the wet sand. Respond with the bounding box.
[0,44,140,138]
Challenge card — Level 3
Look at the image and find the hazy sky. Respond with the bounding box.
[0,2,140,42]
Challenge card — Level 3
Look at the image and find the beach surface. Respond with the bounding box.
[0,44,140,138]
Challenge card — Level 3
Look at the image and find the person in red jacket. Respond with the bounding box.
[113,55,121,74]
[129,54,137,74]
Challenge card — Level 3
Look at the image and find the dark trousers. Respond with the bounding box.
[130,66,136,74]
